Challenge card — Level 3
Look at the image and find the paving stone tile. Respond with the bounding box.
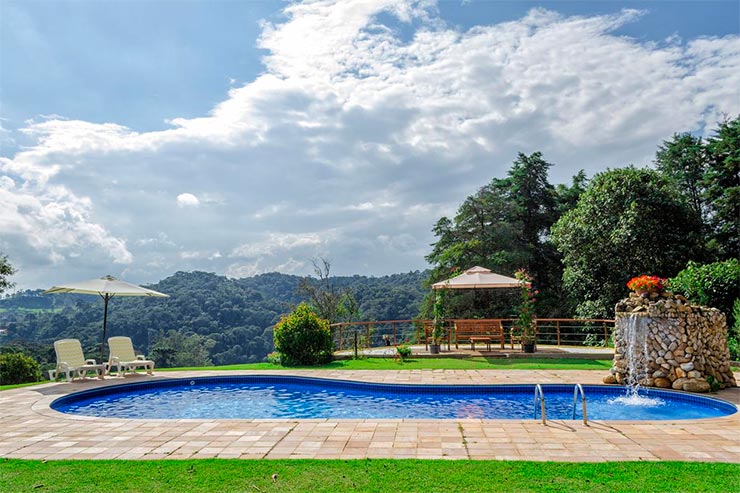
[1,369,738,462]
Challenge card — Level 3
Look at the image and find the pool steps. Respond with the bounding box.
[572,383,589,425]
[534,384,547,424]
[534,383,589,425]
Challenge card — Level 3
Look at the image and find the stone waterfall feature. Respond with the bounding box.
[605,292,737,393]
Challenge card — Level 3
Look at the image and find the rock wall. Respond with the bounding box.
[604,291,737,393]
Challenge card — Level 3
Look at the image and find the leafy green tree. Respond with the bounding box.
[702,116,740,260]
[0,253,15,295]
[551,166,703,318]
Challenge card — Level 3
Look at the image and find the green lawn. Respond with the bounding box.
[0,359,614,390]
[164,357,613,372]
[0,381,49,391]
[2,459,738,493]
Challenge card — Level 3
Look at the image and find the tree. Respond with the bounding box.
[551,166,703,318]
[0,253,15,296]
[507,152,557,254]
[149,330,215,368]
[555,170,588,217]
[297,258,360,324]
[425,152,580,318]
[424,179,522,319]
[654,132,708,223]
[702,116,740,260]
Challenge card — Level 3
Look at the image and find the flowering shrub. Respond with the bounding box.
[514,269,537,344]
[626,275,666,293]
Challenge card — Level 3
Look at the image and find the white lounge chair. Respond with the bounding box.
[107,336,155,376]
[53,339,106,381]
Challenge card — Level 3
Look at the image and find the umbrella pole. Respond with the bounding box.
[100,294,111,362]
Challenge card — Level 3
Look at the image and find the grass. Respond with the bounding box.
[2,459,738,493]
[0,381,48,392]
[0,358,610,391]
[163,357,613,372]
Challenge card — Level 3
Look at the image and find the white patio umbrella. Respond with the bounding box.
[432,266,528,290]
[44,275,169,360]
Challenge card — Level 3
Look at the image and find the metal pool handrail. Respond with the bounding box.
[534,384,547,424]
[572,383,588,425]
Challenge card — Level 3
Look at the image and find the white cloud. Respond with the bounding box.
[230,231,335,258]
[176,192,200,207]
[1,1,738,288]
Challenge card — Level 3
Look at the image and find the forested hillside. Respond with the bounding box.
[0,270,428,366]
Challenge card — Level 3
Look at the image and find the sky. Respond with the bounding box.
[1,0,738,290]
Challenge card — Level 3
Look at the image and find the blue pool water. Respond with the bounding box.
[51,376,737,421]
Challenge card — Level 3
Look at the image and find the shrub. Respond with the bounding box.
[0,352,42,385]
[668,259,740,326]
[729,299,740,361]
[266,352,282,365]
[396,343,412,361]
[273,303,333,366]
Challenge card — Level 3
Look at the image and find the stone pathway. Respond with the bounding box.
[1,370,738,462]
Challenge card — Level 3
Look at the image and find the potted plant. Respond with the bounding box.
[514,269,537,353]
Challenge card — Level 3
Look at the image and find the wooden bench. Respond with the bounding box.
[453,319,505,350]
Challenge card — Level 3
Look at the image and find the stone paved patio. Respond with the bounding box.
[1,369,738,462]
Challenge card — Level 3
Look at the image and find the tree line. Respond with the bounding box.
[0,270,428,368]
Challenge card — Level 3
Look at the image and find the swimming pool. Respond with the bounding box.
[51,375,737,421]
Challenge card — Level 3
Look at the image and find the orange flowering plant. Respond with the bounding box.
[626,275,666,293]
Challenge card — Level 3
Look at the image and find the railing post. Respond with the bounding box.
[556,320,561,346]
[604,322,608,345]
[338,326,343,350]
[392,322,397,346]
[366,324,371,348]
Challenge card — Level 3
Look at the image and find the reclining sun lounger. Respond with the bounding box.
[107,336,155,376]
[53,339,106,381]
